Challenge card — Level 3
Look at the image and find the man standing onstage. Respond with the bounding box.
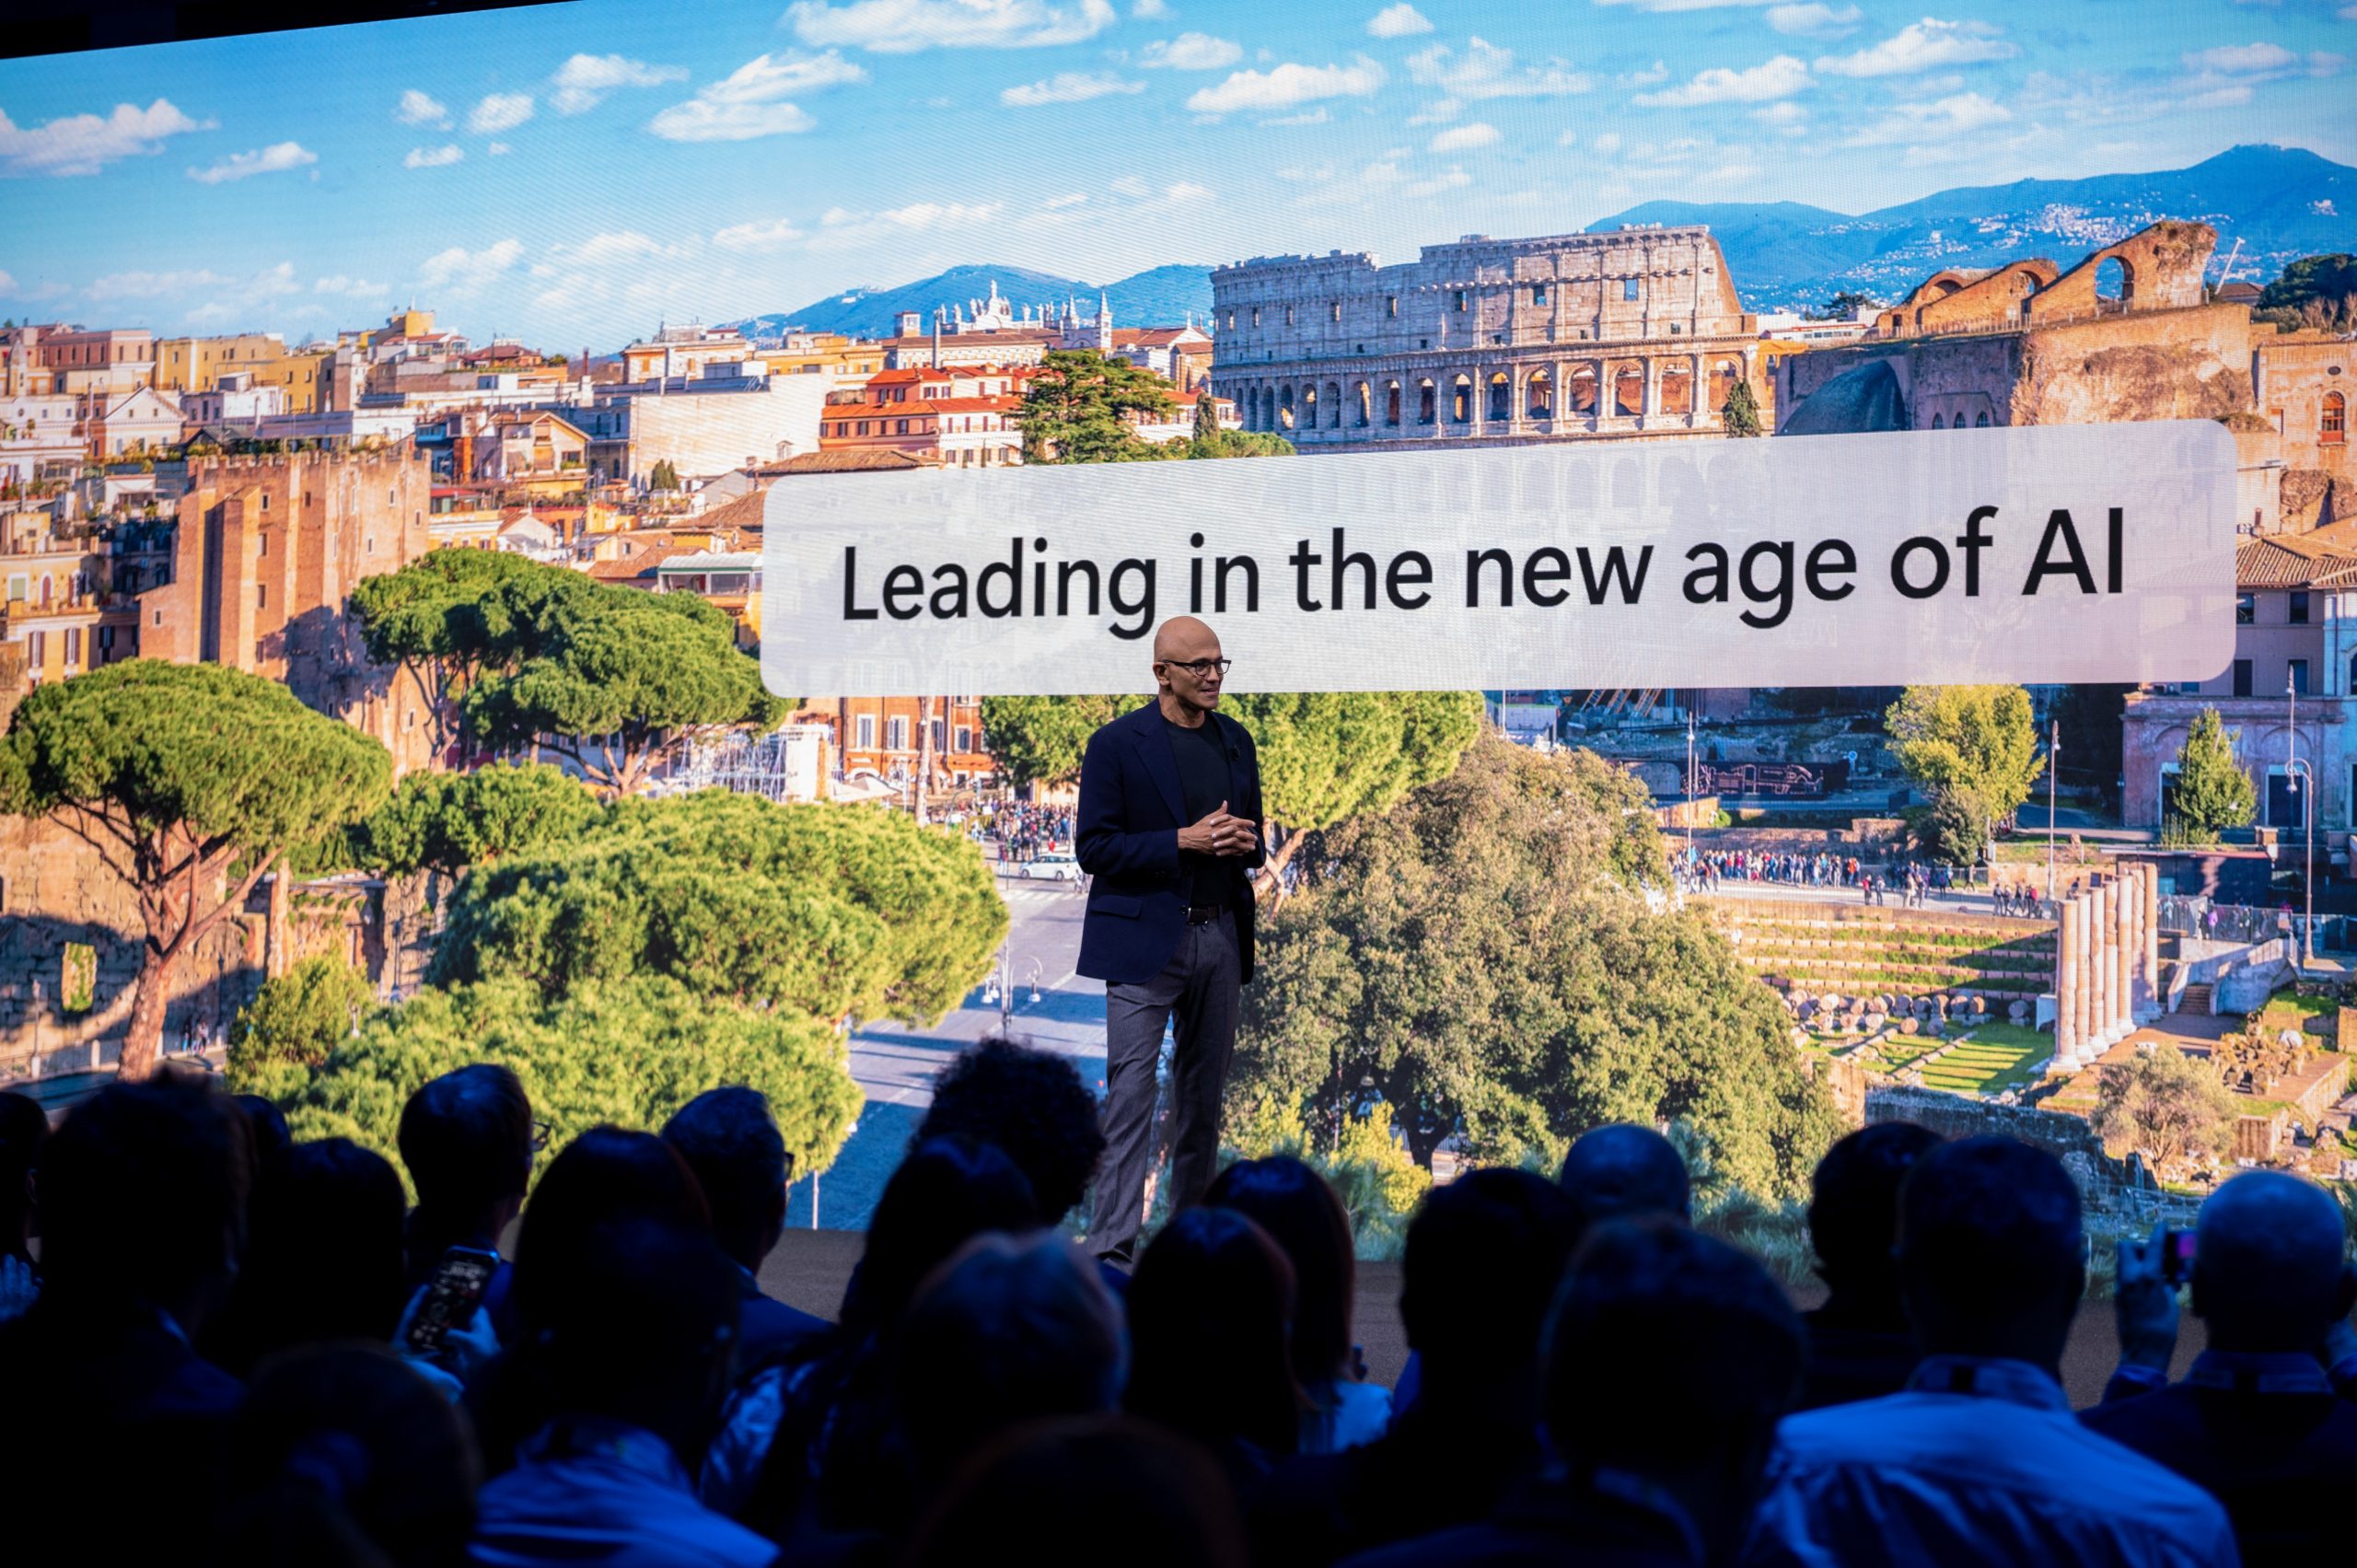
[1074,616,1264,1266]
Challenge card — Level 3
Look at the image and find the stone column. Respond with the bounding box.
[2099,878,2121,1044]
[2072,892,2094,1063]
[2142,864,2162,1020]
[2125,865,2147,1026]
[2089,882,2110,1049]
[2057,895,2081,1066]
[2116,872,2136,1039]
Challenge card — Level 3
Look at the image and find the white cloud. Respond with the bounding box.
[1043,191,1088,207]
[467,93,535,134]
[811,201,1004,249]
[1635,54,1809,105]
[1620,61,1670,86]
[1752,99,1809,131]
[1406,37,1591,97]
[1163,180,1212,201]
[1367,3,1434,36]
[187,141,317,184]
[1816,18,2017,78]
[1588,0,1780,9]
[2183,41,2297,73]
[488,142,512,156]
[418,237,524,292]
[1109,173,1152,196]
[0,271,15,294]
[404,144,464,168]
[1428,121,1500,151]
[646,52,864,141]
[551,53,688,114]
[0,98,213,178]
[396,88,451,127]
[555,229,692,266]
[1845,89,2011,143]
[313,274,389,296]
[1000,71,1145,104]
[712,216,805,250]
[1266,107,1332,124]
[1593,131,1622,155]
[1407,167,1471,197]
[1187,56,1387,113]
[1133,0,1169,13]
[87,267,232,300]
[1766,3,1859,35]
[1142,33,1244,70]
[785,0,1116,52]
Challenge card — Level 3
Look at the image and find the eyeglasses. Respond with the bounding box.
[1158,657,1232,678]
[529,1119,552,1154]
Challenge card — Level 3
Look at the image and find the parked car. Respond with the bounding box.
[1021,851,1084,884]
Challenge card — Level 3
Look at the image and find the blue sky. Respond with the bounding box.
[1,0,2351,350]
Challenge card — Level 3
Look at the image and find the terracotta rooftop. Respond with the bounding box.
[773,448,932,474]
[2236,534,2357,589]
[698,490,771,534]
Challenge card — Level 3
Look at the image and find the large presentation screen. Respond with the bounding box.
[4,0,2349,698]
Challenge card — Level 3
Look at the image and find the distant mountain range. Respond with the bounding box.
[727,145,2352,335]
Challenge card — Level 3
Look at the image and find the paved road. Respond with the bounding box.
[786,869,1103,1231]
[1692,882,2041,918]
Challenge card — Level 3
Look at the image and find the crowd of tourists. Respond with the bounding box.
[982,803,1074,865]
[3,1048,2351,1566]
[1678,848,1969,905]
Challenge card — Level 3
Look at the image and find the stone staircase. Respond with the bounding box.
[2177,981,2212,1016]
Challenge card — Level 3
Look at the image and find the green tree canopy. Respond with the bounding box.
[350,549,553,754]
[236,975,862,1189]
[1017,350,1181,463]
[1720,380,1762,437]
[977,693,1132,791]
[431,787,1004,1027]
[1192,388,1220,444]
[349,761,604,878]
[2255,253,2356,332]
[1228,690,1486,888]
[2167,706,2258,840]
[1232,733,1840,1196]
[2091,1043,2236,1173]
[0,660,391,1077]
[460,587,781,796]
[1886,684,2041,862]
[230,954,376,1076]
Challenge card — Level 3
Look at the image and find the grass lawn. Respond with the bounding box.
[1805,1021,2050,1098]
[2258,995,2336,1032]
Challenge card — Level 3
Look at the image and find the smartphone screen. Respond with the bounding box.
[2162,1229,2198,1285]
[405,1247,498,1354]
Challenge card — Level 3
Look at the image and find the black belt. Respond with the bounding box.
[1186,905,1226,923]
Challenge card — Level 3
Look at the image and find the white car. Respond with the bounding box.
[1020,852,1085,884]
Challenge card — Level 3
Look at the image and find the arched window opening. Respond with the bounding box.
[1526,370,1553,421]
[1486,373,1510,423]
[1612,363,1644,418]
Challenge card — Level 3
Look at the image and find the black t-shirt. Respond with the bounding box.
[1166,716,1232,907]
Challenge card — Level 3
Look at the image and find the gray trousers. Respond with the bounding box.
[1086,909,1240,1260]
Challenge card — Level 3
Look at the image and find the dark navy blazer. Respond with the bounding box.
[1074,700,1265,986]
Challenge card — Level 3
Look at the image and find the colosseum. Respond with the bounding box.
[1208,226,1771,449]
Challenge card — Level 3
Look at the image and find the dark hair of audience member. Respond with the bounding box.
[1557,1123,1692,1241]
[2190,1169,2357,1353]
[236,1092,294,1176]
[509,1125,712,1332]
[1126,1206,1306,1463]
[207,1137,411,1377]
[1896,1135,2084,1370]
[32,1072,249,1325]
[839,1135,1038,1333]
[0,1089,46,1266]
[661,1086,789,1276]
[1205,1155,1358,1395]
[911,1037,1106,1225]
[396,1064,533,1280]
[893,1232,1127,1491]
[1399,1167,1583,1390]
[903,1416,1248,1568]
[1809,1121,1945,1312]
[215,1343,481,1568]
[1545,1219,1806,1565]
[530,1214,744,1459]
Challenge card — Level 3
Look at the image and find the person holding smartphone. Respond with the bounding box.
[395,1064,540,1381]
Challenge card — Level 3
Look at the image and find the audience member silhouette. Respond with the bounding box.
[1796,1121,1944,1410]
[2083,1170,2357,1566]
[470,1127,713,1475]
[0,1088,46,1319]
[910,1036,1106,1230]
[207,1136,411,1377]
[1348,1220,1806,1567]
[214,1343,482,1568]
[1206,1155,1390,1453]
[1254,1167,1583,1566]
[1557,1123,1693,1235]
[719,1136,1037,1538]
[0,1073,250,1562]
[1125,1206,1305,1486]
[469,1214,772,1567]
[903,1415,1248,1568]
[1745,1136,2237,1567]
[662,1086,827,1375]
[398,1065,534,1296]
[892,1232,1127,1504]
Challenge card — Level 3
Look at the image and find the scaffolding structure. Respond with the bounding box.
[675,724,830,803]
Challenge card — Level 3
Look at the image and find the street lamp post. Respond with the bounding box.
[2048,719,2061,917]
[1685,710,1697,871]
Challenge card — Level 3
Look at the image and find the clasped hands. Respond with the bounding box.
[1180,800,1260,858]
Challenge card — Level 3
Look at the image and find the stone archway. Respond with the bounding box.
[1658,361,1693,417]
[1569,366,1598,417]
[1612,362,1644,418]
[1353,380,1372,427]
[1451,374,1473,424]
[1385,379,1403,426]
[1418,378,1437,424]
[1527,369,1553,421]
[1486,372,1511,424]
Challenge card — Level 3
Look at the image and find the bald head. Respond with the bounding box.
[1153,616,1219,663]
[1558,1125,1692,1239]
[1151,617,1225,717]
[2193,1171,2355,1351]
